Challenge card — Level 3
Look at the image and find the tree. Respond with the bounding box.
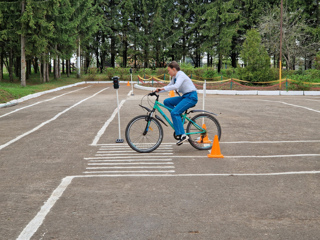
[259,6,320,70]
[238,29,271,82]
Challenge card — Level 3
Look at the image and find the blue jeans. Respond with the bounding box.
[163,91,198,136]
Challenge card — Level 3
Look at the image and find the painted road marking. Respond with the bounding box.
[87,159,174,162]
[238,98,320,114]
[16,176,74,240]
[83,170,176,174]
[91,99,126,146]
[88,162,174,165]
[0,88,109,151]
[0,86,91,119]
[84,145,176,175]
[84,156,174,160]
[86,166,175,169]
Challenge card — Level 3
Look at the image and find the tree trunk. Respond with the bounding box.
[123,35,127,68]
[21,0,26,86]
[0,50,3,81]
[33,57,38,74]
[66,59,70,77]
[217,53,222,73]
[54,44,59,79]
[58,56,61,78]
[9,48,13,82]
[77,38,81,78]
[42,57,46,83]
[26,60,29,80]
[39,62,43,83]
[231,52,237,68]
[47,61,50,82]
[62,59,65,74]
[111,36,116,68]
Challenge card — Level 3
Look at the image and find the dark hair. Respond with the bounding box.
[168,61,180,71]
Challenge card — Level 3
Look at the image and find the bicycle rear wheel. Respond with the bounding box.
[125,115,163,153]
[186,113,221,150]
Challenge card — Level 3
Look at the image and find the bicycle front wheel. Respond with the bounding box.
[186,113,221,150]
[125,115,163,153]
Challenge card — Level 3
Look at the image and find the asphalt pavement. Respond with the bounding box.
[1,83,320,240]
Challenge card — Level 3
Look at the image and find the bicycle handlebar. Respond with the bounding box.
[148,91,159,97]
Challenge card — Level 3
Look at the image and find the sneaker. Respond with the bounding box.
[176,135,189,146]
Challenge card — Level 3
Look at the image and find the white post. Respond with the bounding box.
[131,72,134,96]
[116,89,123,143]
[202,80,206,125]
[203,80,206,110]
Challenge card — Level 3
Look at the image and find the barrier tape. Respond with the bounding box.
[137,75,320,85]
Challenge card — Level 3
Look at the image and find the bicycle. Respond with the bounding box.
[125,91,222,153]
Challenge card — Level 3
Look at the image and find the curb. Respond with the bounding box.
[1,81,320,108]
[0,81,120,108]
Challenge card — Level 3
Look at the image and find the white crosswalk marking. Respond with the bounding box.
[84,144,175,175]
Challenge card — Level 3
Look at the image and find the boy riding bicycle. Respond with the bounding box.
[154,61,198,145]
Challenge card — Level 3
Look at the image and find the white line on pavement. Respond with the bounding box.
[16,176,74,240]
[95,153,173,156]
[91,99,126,146]
[0,88,108,151]
[84,156,173,160]
[86,166,175,169]
[83,170,176,174]
[78,170,320,177]
[88,159,173,162]
[88,162,174,165]
[96,150,172,153]
[17,167,320,240]
[0,86,90,119]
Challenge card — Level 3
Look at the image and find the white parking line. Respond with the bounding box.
[79,171,320,177]
[0,88,108,151]
[88,159,173,162]
[88,162,174,165]
[16,176,74,240]
[91,99,126,146]
[239,99,320,114]
[83,170,176,174]
[18,167,320,240]
[84,156,173,160]
[95,153,173,156]
[86,166,175,169]
[0,86,90,119]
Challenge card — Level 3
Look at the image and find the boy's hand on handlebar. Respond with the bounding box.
[153,88,164,93]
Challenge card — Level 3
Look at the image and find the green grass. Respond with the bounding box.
[0,73,83,103]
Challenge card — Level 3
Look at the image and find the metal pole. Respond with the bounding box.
[130,73,134,96]
[279,0,283,90]
[202,80,206,125]
[116,89,123,143]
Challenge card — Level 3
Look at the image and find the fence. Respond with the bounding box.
[137,75,320,91]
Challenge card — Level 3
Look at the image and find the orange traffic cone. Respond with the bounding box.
[207,135,224,158]
[127,81,130,86]
[197,124,212,144]
[169,90,175,97]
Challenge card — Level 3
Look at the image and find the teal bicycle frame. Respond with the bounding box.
[149,99,205,137]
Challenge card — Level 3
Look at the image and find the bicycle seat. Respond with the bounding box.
[184,105,196,114]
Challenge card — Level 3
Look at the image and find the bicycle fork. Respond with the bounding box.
[143,112,154,135]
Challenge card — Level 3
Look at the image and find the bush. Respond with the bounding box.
[156,68,167,76]
[105,68,116,80]
[203,68,216,79]
[86,67,98,81]
[288,76,311,90]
